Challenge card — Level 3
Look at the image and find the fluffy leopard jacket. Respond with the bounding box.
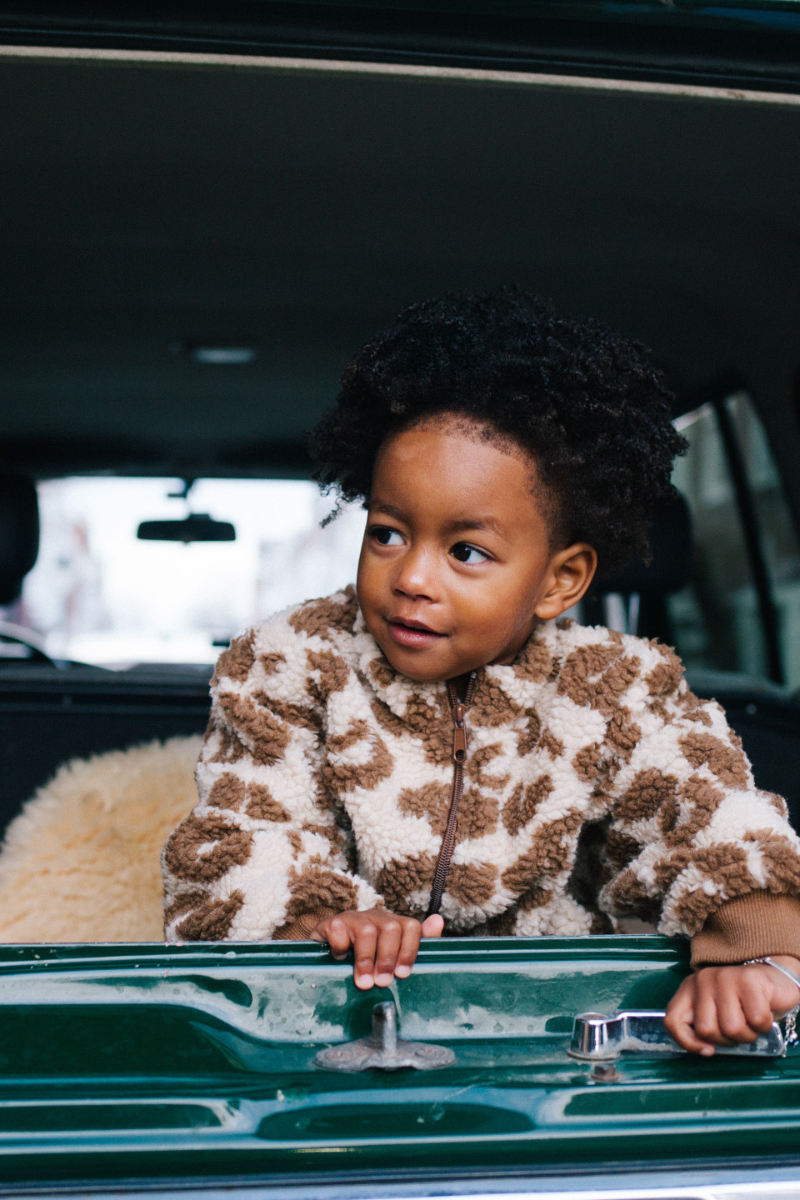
[162,587,800,950]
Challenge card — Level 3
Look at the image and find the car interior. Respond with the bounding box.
[2,30,800,928]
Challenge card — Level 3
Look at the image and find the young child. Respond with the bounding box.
[163,287,800,1056]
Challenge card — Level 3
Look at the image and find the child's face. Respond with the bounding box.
[356,418,597,683]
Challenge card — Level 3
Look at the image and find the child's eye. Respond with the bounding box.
[370,526,404,547]
[451,542,490,565]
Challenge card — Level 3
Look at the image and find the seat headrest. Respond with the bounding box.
[594,493,692,598]
[0,474,40,606]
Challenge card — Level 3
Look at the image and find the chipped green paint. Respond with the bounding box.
[0,936,798,1184]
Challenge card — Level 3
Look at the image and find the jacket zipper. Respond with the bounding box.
[426,671,476,919]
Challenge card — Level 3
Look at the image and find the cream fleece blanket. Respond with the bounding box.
[0,736,201,942]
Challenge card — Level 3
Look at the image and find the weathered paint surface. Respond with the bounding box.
[0,937,799,1184]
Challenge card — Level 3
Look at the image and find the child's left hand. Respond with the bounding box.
[665,955,800,1055]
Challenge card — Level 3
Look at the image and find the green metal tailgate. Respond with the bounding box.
[1,936,799,1187]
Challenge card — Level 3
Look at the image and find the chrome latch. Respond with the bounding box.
[568,1010,786,1061]
[315,1001,455,1072]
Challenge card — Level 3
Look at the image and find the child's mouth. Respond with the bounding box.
[386,619,446,649]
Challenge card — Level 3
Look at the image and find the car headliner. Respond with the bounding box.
[0,3,799,523]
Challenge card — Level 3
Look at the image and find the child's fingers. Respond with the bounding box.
[665,1011,716,1055]
[695,979,738,1046]
[353,922,380,990]
[393,920,424,979]
[671,1016,716,1055]
[714,989,759,1044]
[373,918,405,987]
[664,983,716,1056]
[667,964,794,1057]
[738,976,775,1036]
[309,915,350,959]
[309,910,441,989]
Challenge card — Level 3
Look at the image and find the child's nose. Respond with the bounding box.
[392,547,438,600]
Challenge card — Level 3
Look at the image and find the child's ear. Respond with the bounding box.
[533,543,598,620]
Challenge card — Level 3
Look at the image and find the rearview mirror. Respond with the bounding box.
[136,513,236,543]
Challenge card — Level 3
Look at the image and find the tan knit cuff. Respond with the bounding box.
[691,892,800,968]
[272,907,340,941]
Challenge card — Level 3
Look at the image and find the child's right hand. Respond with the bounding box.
[310,909,444,989]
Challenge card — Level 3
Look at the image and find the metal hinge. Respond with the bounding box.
[315,1001,455,1072]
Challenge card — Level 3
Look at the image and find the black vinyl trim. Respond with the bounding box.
[1,1,800,93]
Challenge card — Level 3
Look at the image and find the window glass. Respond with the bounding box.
[7,399,800,680]
[669,393,800,686]
[9,478,365,667]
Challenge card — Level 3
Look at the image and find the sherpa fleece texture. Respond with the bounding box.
[0,736,202,942]
[162,587,800,949]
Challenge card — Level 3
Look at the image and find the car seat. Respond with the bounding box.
[0,472,39,606]
[583,493,800,827]
[0,735,201,942]
[583,493,693,641]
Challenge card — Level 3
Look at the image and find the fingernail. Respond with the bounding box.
[355,974,373,989]
[394,965,411,979]
[701,1046,715,1057]
[375,973,392,987]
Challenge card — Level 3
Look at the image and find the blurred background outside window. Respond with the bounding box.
[3,391,800,684]
[4,480,364,667]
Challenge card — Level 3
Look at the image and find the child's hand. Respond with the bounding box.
[664,955,800,1056]
[310,909,444,990]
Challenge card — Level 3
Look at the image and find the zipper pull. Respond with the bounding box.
[452,701,469,762]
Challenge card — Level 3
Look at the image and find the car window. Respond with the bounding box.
[9,478,365,667]
[5,396,799,682]
[670,392,800,687]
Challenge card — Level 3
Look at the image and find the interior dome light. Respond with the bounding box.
[187,345,258,365]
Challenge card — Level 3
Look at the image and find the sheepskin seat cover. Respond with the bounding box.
[0,736,201,943]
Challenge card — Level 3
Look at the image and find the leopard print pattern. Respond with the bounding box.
[162,587,800,942]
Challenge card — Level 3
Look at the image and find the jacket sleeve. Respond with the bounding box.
[690,891,800,966]
[162,621,383,942]
[597,641,800,956]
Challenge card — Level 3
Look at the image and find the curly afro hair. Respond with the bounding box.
[308,286,687,574]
